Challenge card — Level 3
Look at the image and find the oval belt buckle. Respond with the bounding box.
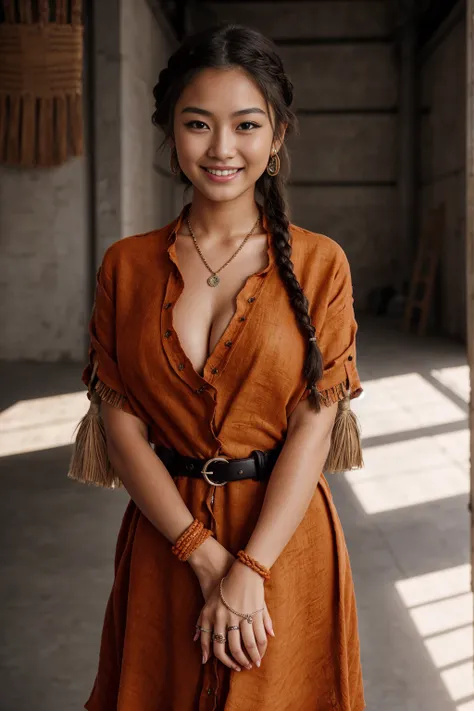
[201,456,229,486]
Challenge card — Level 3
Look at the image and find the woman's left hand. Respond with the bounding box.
[194,561,274,671]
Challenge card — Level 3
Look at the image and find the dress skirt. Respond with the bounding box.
[84,471,365,711]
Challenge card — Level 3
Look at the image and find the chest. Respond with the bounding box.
[172,231,270,376]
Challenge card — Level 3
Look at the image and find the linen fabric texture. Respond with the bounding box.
[81,206,365,711]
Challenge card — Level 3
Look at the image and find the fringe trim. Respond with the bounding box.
[319,382,348,407]
[67,376,127,489]
[94,379,127,409]
[322,382,364,474]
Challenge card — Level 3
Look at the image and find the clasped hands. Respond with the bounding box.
[189,537,275,672]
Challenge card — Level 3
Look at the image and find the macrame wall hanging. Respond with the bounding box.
[0,0,83,167]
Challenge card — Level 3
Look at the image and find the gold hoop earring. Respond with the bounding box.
[266,151,280,177]
[170,148,180,175]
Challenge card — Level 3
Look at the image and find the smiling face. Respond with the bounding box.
[173,66,282,203]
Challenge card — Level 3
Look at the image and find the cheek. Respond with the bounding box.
[244,132,273,163]
[175,132,197,160]
[174,127,205,161]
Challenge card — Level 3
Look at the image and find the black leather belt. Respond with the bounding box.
[155,445,283,486]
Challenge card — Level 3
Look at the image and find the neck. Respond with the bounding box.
[187,188,261,238]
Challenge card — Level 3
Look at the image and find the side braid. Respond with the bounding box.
[260,172,324,411]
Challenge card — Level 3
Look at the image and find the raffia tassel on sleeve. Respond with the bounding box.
[67,362,125,489]
[323,390,364,474]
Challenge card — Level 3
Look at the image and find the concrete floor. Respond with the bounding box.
[0,317,471,711]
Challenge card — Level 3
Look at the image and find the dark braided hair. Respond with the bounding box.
[152,24,324,411]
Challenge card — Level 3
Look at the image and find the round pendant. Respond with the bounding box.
[207,274,220,287]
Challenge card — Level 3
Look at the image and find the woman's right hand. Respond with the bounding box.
[188,536,235,601]
[195,560,274,671]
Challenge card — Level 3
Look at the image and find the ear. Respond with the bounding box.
[273,123,288,153]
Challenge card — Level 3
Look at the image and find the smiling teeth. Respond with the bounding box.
[206,168,239,176]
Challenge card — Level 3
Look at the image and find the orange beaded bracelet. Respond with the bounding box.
[237,550,271,581]
[172,519,213,562]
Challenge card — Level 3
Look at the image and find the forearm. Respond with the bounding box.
[107,432,196,543]
[103,405,230,577]
[244,424,332,569]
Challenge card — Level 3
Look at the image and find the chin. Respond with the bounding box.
[193,181,253,203]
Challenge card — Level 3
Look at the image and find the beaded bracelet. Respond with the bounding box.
[178,527,212,561]
[236,550,271,581]
[171,518,213,562]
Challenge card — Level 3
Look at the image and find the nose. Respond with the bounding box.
[207,126,236,162]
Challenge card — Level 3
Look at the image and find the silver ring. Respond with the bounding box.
[196,625,212,633]
[227,625,240,631]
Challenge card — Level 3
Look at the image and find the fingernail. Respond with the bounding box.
[256,659,261,668]
[235,667,241,672]
[202,654,207,664]
[193,633,199,642]
[270,628,276,637]
[247,664,252,670]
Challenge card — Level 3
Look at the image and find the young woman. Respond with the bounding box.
[70,23,365,711]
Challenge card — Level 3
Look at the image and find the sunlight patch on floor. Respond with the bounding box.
[395,565,473,708]
[345,439,468,514]
[431,365,470,404]
[346,371,469,514]
[356,372,467,440]
[457,701,474,711]
[0,393,88,457]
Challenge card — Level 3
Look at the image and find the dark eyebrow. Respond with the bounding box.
[181,106,267,118]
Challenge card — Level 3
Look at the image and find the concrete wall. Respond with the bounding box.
[95,0,178,257]
[419,2,466,339]
[197,1,399,307]
[0,161,88,361]
[0,0,178,361]
[120,0,178,239]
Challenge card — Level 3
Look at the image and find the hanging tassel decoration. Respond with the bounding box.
[0,0,84,168]
[324,390,364,474]
[67,361,122,488]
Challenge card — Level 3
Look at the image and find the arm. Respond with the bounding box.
[228,247,360,581]
[241,398,338,569]
[101,403,235,592]
[75,252,235,595]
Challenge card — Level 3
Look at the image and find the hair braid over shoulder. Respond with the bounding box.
[260,172,324,411]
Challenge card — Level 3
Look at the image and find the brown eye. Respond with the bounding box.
[185,120,208,130]
[238,122,260,131]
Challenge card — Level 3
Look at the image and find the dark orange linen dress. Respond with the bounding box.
[82,205,365,711]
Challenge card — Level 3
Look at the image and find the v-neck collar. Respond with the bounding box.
[161,202,277,393]
[166,202,276,276]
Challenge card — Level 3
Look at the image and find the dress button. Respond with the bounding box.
[164,330,172,338]
[211,367,219,374]
[207,687,213,696]
[225,340,232,347]
[247,297,255,303]
[348,355,353,361]
[178,363,185,370]
[239,316,246,322]
[164,302,172,309]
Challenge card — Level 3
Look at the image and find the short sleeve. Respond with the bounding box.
[301,248,363,406]
[81,258,134,415]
